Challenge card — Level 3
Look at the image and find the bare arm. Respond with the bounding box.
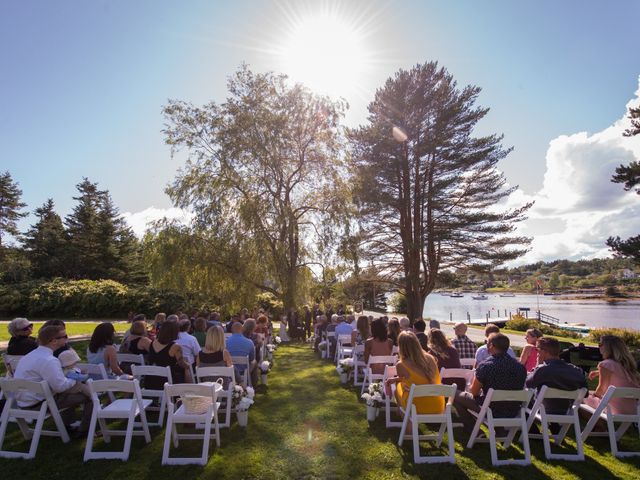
[594,364,612,398]
[469,376,482,397]
[223,349,233,367]
[170,344,190,370]
[519,345,532,365]
[364,339,372,364]
[105,345,123,376]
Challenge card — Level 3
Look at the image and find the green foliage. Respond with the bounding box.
[505,314,582,339]
[387,291,407,314]
[0,171,27,247]
[22,198,68,278]
[587,328,640,349]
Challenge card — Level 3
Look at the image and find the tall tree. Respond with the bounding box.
[163,66,347,311]
[606,103,640,262]
[23,198,68,278]
[0,171,27,248]
[350,62,532,320]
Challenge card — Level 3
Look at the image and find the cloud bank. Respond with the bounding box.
[509,76,640,265]
[121,207,193,237]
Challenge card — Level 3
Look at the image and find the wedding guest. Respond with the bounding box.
[193,317,208,347]
[335,315,354,339]
[243,318,263,362]
[120,320,152,355]
[87,322,123,377]
[42,319,70,357]
[255,314,269,337]
[454,333,526,430]
[520,328,543,372]
[387,317,401,346]
[351,315,371,349]
[197,325,233,368]
[176,319,201,371]
[399,317,411,332]
[474,324,515,367]
[153,312,166,334]
[227,321,258,385]
[7,317,38,355]
[427,328,461,370]
[584,335,640,414]
[147,320,189,389]
[364,318,394,374]
[413,319,428,351]
[207,311,222,328]
[385,331,444,415]
[452,323,477,359]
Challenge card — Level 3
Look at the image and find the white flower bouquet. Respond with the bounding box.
[361,381,384,407]
[306,335,315,343]
[232,385,255,411]
[259,360,272,373]
[274,336,282,345]
[266,343,276,352]
[336,357,354,375]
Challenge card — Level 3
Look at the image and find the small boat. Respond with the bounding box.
[499,293,515,297]
[449,293,464,298]
[472,294,488,300]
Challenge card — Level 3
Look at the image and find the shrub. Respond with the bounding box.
[388,291,407,314]
[505,314,582,339]
[587,328,640,350]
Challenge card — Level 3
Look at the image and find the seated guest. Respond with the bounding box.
[520,328,543,372]
[147,320,189,389]
[193,317,208,347]
[454,333,526,430]
[427,328,461,370]
[255,314,270,337]
[153,312,166,335]
[525,337,587,414]
[314,314,328,352]
[413,320,428,351]
[120,320,152,355]
[452,322,477,360]
[584,335,640,414]
[387,318,401,346]
[351,315,371,350]
[474,324,516,367]
[207,311,222,329]
[227,321,258,385]
[399,317,411,332]
[364,318,394,374]
[14,325,91,437]
[87,322,123,377]
[243,318,263,361]
[42,319,70,357]
[428,318,441,330]
[7,317,38,355]
[335,315,354,341]
[325,314,338,356]
[386,331,444,415]
[176,319,201,378]
[197,326,237,387]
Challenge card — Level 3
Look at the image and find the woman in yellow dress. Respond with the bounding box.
[386,331,445,414]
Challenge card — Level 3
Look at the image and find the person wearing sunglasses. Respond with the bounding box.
[6,317,38,355]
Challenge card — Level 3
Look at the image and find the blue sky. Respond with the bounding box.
[1,0,639,263]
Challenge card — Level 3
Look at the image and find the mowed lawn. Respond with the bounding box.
[1,343,639,479]
[0,321,130,342]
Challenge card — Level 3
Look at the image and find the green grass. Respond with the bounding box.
[467,325,596,346]
[1,344,639,479]
[0,321,130,342]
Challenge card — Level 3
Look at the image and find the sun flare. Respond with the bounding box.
[279,13,369,98]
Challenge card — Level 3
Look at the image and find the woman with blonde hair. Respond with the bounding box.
[585,335,640,414]
[386,331,445,414]
[197,325,233,368]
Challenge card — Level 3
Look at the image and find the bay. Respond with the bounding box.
[422,293,640,330]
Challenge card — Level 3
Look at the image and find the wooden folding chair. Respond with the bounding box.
[397,384,457,464]
[83,378,152,461]
[196,366,235,428]
[131,365,173,428]
[0,378,70,459]
[162,382,222,465]
[524,386,586,461]
[580,386,640,458]
[466,388,534,466]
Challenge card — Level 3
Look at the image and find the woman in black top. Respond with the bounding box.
[146,321,188,389]
[7,318,38,355]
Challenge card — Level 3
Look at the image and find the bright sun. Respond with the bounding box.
[280,13,368,98]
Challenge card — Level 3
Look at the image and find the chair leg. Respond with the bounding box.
[541,418,552,459]
[201,418,212,466]
[446,415,456,463]
[574,414,585,460]
[411,412,420,463]
[521,415,532,465]
[122,413,135,461]
[607,415,618,457]
[139,410,151,443]
[487,417,499,466]
[26,407,48,459]
[398,410,409,447]
[162,415,173,465]
[83,408,99,461]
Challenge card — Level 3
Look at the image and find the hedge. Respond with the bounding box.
[587,328,640,350]
[505,314,583,339]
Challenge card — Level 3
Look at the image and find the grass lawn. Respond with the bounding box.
[0,321,130,343]
[466,324,595,346]
[1,343,639,479]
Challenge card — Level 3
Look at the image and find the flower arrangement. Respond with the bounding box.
[318,340,328,351]
[361,381,384,407]
[259,360,272,373]
[274,336,282,345]
[336,357,354,375]
[266,343,276,352]
[306,335,315,343]
[232,385,255,411]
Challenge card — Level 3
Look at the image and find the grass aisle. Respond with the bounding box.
[1,344,640,479]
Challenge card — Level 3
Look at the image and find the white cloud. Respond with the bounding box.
[121,207,193,237]
[509,76,640,265]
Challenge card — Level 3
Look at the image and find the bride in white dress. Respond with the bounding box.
[279,315,290,342]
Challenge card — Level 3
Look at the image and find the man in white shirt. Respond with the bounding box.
[474,324,516,367]
[13,325,92,436]
[176,319,201,367]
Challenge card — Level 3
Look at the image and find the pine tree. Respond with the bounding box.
[0,171,27,248]
[23,198,68,278]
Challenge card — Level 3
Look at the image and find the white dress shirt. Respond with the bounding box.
[176,331,201,365]
[13,346,76,407]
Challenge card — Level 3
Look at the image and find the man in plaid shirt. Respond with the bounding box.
[452,323,477,359]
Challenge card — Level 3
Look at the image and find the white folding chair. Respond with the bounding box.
[1,354,23,377]
[383,365,402,428]
[162,382,222,465]
[525,386,587,461]
[131,365,173,427]
[460,358,476,369]
[335,335,353,364]
[231,356,252,388]
[326,331,336,359]
[361,355,398,396]
[439,367,475,392]
[116,353,145,373]
[83,378,152,461]
[391,346,400,356]
[466,388,534,466]
[580,386,640,458]
[0,378,70,459]
[196,366,235,428]
[77,363,116,403]
[352,345,366,386]
[397,383,457,464]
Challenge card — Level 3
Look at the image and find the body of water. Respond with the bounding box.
[422,293,640,330]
